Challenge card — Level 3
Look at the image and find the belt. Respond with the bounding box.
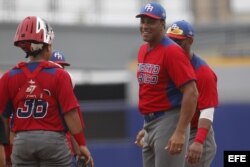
[144,111,165,123]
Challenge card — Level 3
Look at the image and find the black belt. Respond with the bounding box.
[144,111,165,123]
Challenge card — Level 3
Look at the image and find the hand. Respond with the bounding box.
[186,142,203,164]
[165,130,185,155]
[134,129,145,148]
[79,145,94,167]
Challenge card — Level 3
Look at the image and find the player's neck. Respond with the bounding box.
[28,56,47,63]
[28,51,50,62]
[148,35,164,49]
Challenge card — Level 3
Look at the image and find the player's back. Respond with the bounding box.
[0,61,73,132]
[190,54,218,128]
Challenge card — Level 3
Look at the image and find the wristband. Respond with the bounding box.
[194,128,209,144]
[73,132,86,146]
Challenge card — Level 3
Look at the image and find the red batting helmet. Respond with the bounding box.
[14,16,54,54]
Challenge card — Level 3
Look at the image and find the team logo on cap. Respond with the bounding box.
[54,52,63,60]
[145,3,154,12]
[167,24,184,35]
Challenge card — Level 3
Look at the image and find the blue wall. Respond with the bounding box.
[212,103,250,167]
[87,103,250,167]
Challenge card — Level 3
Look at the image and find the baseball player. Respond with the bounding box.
[2,116,12,167]
[167,20,219,166]
[135,2,198,167]
[0,116,8,167]
[0,99,13,167]
[50,50,70,67]
[50,50,75,87]
[0,16,94,167]
[50,50,84,167]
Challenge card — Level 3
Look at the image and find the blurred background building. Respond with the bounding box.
[1,0,249,25]
[0,0,250,166]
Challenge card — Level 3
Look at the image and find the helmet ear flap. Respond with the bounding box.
[17,41,45,58]
[16,41,32,53]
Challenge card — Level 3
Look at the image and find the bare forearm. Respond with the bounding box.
[0,145,6,167]
[198,118,212,130]
[176,82,198,133]
[2,117,10,141]
[64,109,83,135]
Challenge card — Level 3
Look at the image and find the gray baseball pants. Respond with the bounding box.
[11,130,71,167]
[143,108,190,167]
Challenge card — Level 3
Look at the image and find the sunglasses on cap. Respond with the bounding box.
[166,26,184,36]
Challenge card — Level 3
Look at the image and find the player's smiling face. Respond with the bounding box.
[139,16,164,45]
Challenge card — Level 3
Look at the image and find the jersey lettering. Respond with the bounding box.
[137,63,160,84]
[17,99,48,119]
